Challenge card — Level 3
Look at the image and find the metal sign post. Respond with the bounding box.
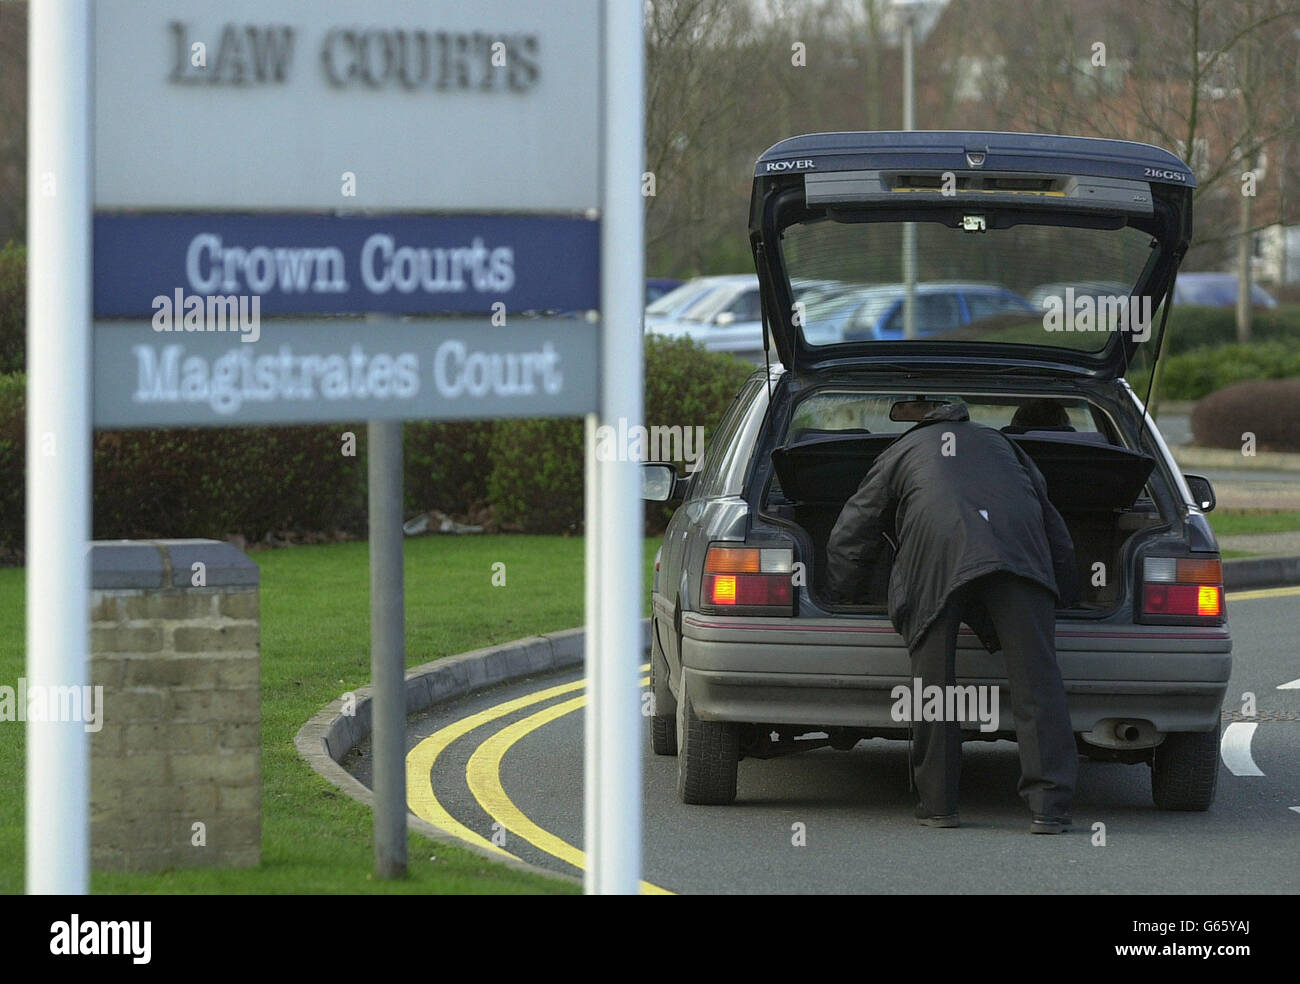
[368,418,407,878]
[26,0,93,895]
[584,0,645,895]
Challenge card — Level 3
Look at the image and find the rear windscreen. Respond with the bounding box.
[787,392,1107,441]
[780,217,1157,352]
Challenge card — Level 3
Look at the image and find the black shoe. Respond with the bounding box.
[914,805,960,828]
[1029,815,1072,834]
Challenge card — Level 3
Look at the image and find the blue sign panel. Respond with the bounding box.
[93,213,600,318]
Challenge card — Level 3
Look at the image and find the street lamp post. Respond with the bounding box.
[895,0,922,339]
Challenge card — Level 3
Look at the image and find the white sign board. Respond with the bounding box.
[94,0,601,211]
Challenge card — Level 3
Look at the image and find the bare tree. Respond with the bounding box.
[0,1,28,245]
[932,0,1300,338]
[644,0,911,275]
[644,0,756,274]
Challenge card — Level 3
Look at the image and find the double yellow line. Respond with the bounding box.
[406,663,672,895]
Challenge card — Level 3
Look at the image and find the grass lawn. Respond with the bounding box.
[1207,511,1300,537]
[1,535,658,894]
[1210,511,1300,557]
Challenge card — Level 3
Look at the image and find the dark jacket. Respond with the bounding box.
[824,402,1080,653]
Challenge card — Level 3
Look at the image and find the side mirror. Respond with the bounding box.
[713,311,736,326]
[1184,473,1216,512]
[641,463,680,502]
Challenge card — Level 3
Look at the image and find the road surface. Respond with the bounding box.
[348,585,1300,894]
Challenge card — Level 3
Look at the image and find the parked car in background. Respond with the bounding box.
[646,277,685,305]
[791,279,861,309]
[675,274,762,328]
[644,276,736,330]
[644,130,1228,814]
[802,282,1037,343]
[1026,281,1131,310]
[1173,272,1277,308]
[648,274,764,357]
[650,275,862,361]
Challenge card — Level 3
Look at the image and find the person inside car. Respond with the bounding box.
[1006,398,1072,432]
[824,400,1081,833]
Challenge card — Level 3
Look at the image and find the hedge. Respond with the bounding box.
[403,420,495,520]
[486,336,755,533]
[1126,304,1300,402]
[0,243,23,375]
[91,425,370,544]
[0,337,755,558]
[1191,379,1300,452]
[1158,342,1300,402]
[486,418,585,533]
[642,334,756,527]
[0,373,23,557]
[1160,303,1300,355]
[0,418,490,557]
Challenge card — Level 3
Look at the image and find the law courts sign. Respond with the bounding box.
[95,0,599,211]
[92,0,602,427]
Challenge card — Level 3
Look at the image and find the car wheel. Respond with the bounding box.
[1151,722,1220,811]
[650,631,677,756]
[676,672,739,805]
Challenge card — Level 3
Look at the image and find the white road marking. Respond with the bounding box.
[1220,722,1265,777]
[1278,678,1300,690]
[1290,807,1300,815]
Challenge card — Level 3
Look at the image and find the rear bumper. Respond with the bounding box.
[679,612,1231,734]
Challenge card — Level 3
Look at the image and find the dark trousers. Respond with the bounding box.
[908,571,1077,817]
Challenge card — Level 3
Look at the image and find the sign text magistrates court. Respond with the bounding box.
[92,0,601,428]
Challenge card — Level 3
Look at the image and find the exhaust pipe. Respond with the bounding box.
[1081,718,1161,751]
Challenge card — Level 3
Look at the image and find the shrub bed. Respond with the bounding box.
[404,420,495,519]
[486,336,755,533]
[0,336,755,556]
[0,244,23,375]
[1191,379,1300,452]
[1160,303,1300,355]
[0,373,23,557]
[1159,342,1300,401]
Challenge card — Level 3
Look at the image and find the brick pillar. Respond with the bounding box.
[89,539,260,871]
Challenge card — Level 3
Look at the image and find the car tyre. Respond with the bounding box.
[650,631,677,756]
[1151,722,1220,811]
[676,672,739,805]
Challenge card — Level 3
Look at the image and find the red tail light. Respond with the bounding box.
[702,545,795,613]
[1141,557,1224,621]
[1143,583,1222,617]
